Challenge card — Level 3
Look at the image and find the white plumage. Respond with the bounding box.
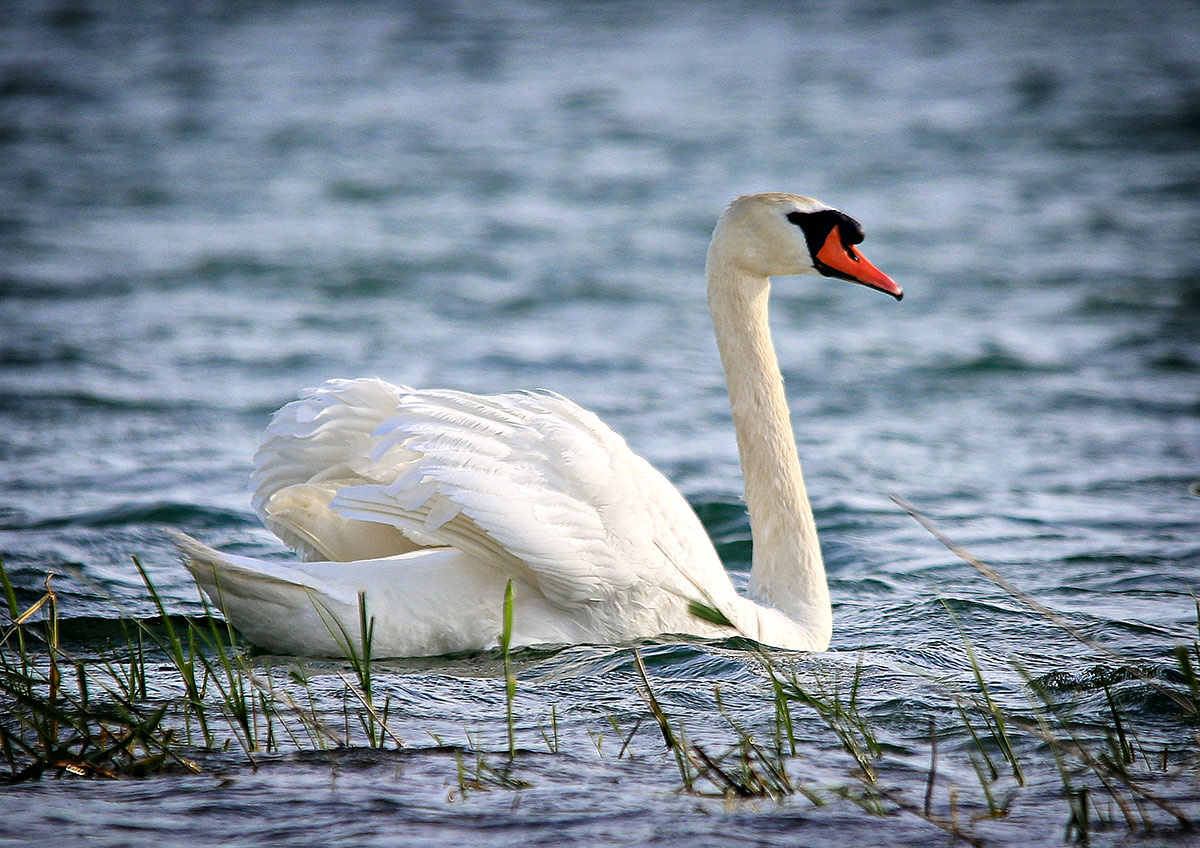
[176,193,902,657]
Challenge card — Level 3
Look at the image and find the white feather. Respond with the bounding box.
[176,193,901,657]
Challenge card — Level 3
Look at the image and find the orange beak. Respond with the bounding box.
[816,228,903,300]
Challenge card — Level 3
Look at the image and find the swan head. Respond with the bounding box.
[709,193,902,300]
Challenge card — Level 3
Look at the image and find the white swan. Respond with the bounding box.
[175,193,901,657]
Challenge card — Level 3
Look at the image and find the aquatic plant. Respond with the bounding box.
[619,501,1200,842]
[0,565,200,781]
[1,544,1198,843]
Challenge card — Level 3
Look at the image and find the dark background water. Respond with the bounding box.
[1,0,1198,844]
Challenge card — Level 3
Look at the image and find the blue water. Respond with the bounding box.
[2,0,1199,844]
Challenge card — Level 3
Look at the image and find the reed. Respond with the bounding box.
[1,557,360,780]
[451,732,529,797]
[311,591,391,748]
[447,580,528,797]
[633,647,804,799]
[891,496,1199,839]
[500,579,516,758]
[620,503,1200,842]
[0,566,201,782]
[538,703,559,754]
[1,533,1198,845]
[131,556,211,747]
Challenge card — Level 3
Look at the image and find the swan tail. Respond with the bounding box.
[171,531,362,655]
[172,531,355,604]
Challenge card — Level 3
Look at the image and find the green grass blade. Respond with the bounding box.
[501,579,516,758]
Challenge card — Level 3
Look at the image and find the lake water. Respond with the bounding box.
[1,0,1199,844]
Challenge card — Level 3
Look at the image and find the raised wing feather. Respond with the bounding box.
[254,378,737,619]
[250,378,421,561]
[347,386,733,612]
[251,377,410,512]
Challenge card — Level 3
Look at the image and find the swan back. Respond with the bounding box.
[247,379,764,644]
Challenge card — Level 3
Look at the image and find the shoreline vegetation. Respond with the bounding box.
[2,507,1197,845]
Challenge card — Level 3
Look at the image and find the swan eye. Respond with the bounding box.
[786,210,865,244]
[835,216,865,246]
[786,209,867,263]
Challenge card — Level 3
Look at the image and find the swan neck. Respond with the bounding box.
[706,253,831,648]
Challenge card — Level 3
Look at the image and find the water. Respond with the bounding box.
[2,0,1199,843]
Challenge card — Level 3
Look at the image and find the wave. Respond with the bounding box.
[691,498,752,569]
[18,613,222,647]
[919,347,1063,376]
[0,388,215,416]
[5,501,253,532]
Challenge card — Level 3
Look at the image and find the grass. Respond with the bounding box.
[623,621,1198,843]
[2,506,1199,844]
[626,499,1200,842]
[0,567,201,781]
[449,578,528,796]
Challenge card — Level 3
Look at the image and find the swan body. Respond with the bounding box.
[177,193,901,657]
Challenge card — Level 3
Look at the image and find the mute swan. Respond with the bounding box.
[175,193,901,657]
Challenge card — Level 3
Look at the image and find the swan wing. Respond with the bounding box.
[250,378,424,561]
[317,385,734,614]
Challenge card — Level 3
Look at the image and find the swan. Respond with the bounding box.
[175,192,902,657]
